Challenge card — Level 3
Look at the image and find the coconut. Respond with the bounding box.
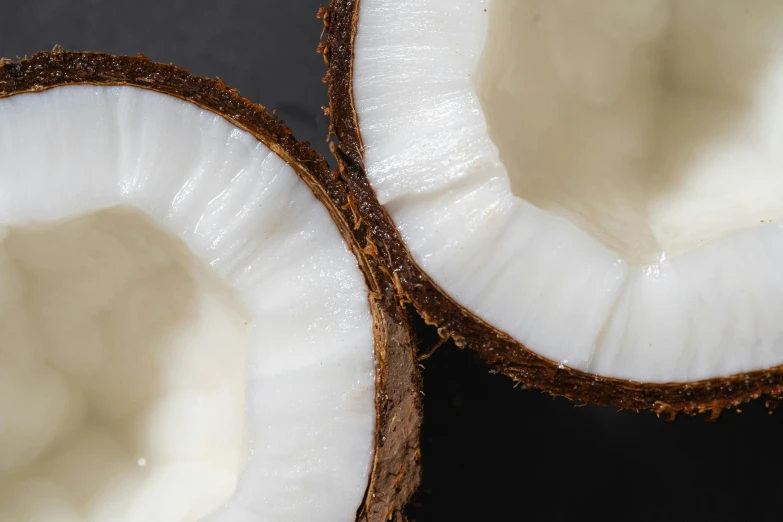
[321,0,783,415]
[0,50,419,522]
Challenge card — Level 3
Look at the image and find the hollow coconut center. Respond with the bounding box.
[0,207,250,521]
[477,0,783,265]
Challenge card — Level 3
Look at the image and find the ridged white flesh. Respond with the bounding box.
[0,85,375,522]
[353,0,783,382]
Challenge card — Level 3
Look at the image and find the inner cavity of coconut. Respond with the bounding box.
[0,207,250,521]
[476,0,783,265]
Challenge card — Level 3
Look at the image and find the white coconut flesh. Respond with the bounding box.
[353,0,783,382]
[0,85,375,521]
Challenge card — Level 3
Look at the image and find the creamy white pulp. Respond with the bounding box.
[0,208,250,521]
[0,83,376,521]
[353,0,783,382]
[477,0,783,264]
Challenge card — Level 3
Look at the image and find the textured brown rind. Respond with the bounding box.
[321,0,783,418]
[0,50,421,521]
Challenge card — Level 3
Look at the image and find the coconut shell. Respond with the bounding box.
[0,49,422,522]
[320,0,783,418]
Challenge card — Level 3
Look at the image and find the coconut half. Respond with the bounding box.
[0,51,420,522]
[322,0,783,415]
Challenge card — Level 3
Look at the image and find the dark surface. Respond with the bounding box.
[3,2,783,521]
[0,0,332,162]
[410,320,783,522]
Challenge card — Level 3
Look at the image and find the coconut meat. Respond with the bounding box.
[353,0,783,382]
[478,0,783,265]
[0,208,251,521]
[0,85,375,521]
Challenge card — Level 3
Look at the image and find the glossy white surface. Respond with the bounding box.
[354,0,783,382]
[0,85,375,522]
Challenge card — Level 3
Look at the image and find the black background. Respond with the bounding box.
[3,2,783,521]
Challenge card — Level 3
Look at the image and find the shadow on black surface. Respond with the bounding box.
[0,0,333,165]
[406,309,783,522]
